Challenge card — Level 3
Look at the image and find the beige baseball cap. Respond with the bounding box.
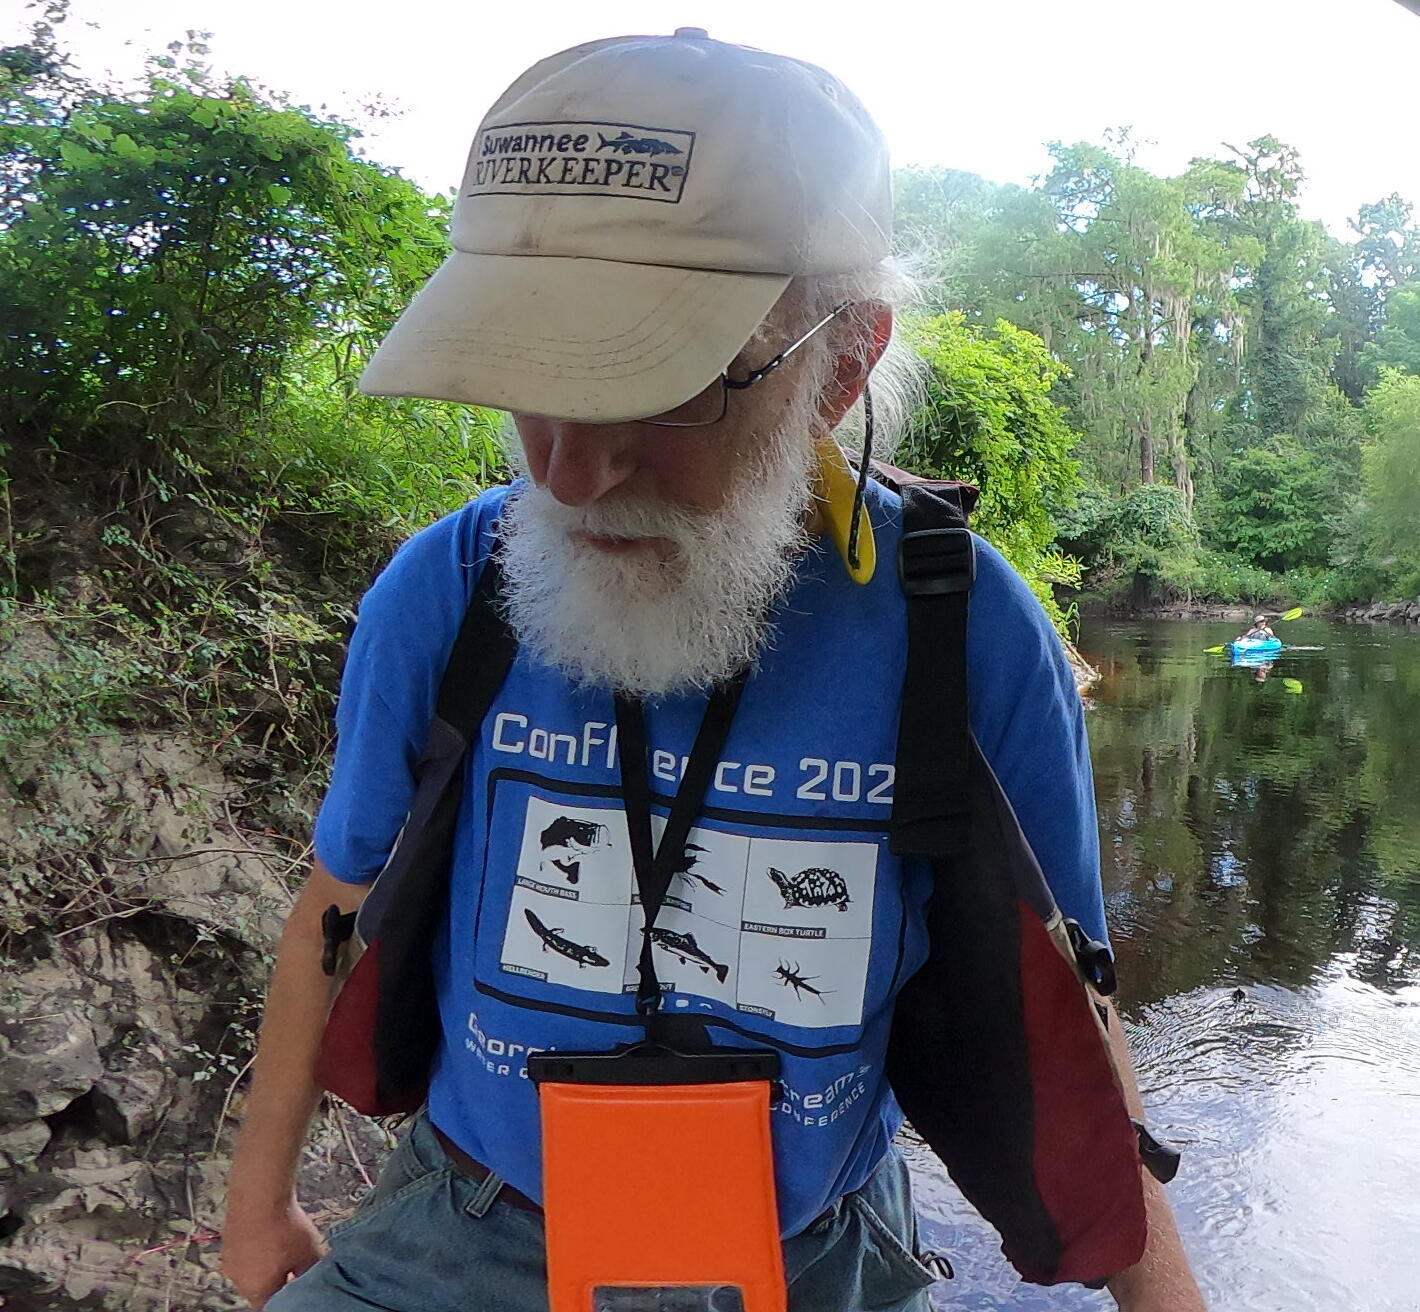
[358,28,891,422]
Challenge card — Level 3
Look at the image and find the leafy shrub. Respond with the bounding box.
[1058,482,1199,601]
[0,20,505,780]
[1176,550,1280,605]
[1213,437,1335,572]
[900,313,1083,628]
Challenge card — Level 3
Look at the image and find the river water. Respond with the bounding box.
[907,617,1420,1312]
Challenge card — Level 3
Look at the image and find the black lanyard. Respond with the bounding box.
[614,670,748,1036]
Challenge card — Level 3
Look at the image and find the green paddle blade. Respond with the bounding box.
[1282,678,1304,694]
[1205,645,1227,654]
[1280,606,1306,621]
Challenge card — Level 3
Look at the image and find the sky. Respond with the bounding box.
[6,0,1420,237]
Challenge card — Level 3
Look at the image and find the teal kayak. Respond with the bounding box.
[1229,636,1282,656]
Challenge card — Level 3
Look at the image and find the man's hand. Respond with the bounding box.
[220,1196,326,1309]
[222,862,367,1307]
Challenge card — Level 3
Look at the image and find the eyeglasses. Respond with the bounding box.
[641,301,854,428]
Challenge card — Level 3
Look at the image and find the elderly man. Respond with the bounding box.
[221,29,1206,1312]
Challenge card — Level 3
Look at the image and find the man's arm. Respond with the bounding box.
[1100,998,1208,1312]
[221,860,369,1310]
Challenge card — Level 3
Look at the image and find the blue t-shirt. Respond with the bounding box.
[315,479,1107,1237]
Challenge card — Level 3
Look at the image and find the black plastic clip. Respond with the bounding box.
[320,904,358,977]
[1064,918,1118,997]
[897,527,975,597]
[1133,1119,1183,1184]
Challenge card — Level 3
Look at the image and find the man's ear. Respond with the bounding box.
[816,304,893,436]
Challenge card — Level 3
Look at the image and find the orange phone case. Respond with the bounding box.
[539,1080,786,1312]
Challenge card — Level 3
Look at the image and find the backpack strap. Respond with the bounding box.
[890,483,977,857]
[366,549,519,1109]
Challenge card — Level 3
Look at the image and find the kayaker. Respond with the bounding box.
[1239,615,1276,641]
[220,29,1207,1312]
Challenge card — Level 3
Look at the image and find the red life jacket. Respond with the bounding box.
[316,477,1171,1287]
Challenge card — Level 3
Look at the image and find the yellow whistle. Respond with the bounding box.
[813,440,875,585]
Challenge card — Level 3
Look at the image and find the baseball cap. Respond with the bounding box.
[359,28,891,422]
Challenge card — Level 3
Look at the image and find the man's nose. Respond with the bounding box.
[540,424,642,507]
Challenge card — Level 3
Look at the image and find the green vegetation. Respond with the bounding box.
[901,313,1082,624]
[0,15,502,933]
[1361,372,1420,598]
[897,136,1420,609]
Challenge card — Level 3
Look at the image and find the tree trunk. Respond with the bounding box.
[1138,303,1156,483]
[1171,443,1194,513]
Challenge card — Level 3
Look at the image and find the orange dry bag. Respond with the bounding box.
[530,1045,785,1312]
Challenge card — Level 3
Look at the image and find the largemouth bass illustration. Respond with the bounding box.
[538,815,610,885]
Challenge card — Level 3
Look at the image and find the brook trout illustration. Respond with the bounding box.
[646,927,729,983]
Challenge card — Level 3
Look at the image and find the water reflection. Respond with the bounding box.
[1090,618,1420,998]
[907,619,1420,1311]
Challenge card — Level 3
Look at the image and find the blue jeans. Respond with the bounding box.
[269,1111,940,1312]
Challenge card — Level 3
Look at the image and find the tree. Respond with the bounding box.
[916,137,1248,507]
[1214,438,1334,572]
[1317,234,1374,404]
[1351,194,1420,297]
[894,130,1419,606]
[0,23,449,457]
[1054,481,1199,607]
[1367,282,1420,376]
[1360,371,1420,596]
[1222,137,1334,442]
[892,167,1005,317]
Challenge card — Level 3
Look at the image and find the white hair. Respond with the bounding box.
[774,259,926,463]
[498,392,815,698]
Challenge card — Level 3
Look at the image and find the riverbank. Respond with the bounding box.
[1083,599,1420,625]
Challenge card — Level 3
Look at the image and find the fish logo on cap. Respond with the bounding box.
[468,120,695,203]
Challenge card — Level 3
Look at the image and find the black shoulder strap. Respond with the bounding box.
[368,550,519,1108]
[357,548,518,937]
[890,483,976,857]
[435,551,519,738]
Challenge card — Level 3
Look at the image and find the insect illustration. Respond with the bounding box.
[524,909,609,968]
[773,961,830,1003]
[598,131,682,156]
[538,816,610,885]
[766,866,851,912]
[670,843,725,896]
[646,927,729,984]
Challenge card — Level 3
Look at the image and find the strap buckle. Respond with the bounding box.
[898,527,975,597]
[1064,918,1118,996]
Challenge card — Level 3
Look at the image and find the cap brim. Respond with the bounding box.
[358,252,790,422]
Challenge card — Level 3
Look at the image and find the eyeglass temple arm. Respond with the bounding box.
[723,302,853,390]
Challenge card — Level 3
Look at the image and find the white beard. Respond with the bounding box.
[497,425,815,700]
